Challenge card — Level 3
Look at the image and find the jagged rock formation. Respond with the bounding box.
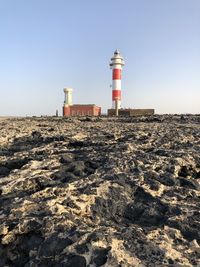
[0,115,200,267]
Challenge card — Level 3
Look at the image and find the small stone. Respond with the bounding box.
[65,254,86,267]
[0,166,10,176]
[92,248,110,266]
[60,154,74,164]
[0,224,9,235]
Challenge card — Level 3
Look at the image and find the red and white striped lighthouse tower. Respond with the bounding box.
[109,50,125,116]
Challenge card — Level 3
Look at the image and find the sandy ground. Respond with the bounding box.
[0,115,200,267]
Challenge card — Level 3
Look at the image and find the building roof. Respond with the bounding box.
[72,104,100,107]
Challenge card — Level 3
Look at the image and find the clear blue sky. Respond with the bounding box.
[0,0,200,115]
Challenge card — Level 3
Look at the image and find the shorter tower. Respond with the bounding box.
[63,88,73,116]
[63,88,73,106]
[109,50,125,116]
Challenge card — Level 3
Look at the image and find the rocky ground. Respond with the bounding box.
[0,115,200,267]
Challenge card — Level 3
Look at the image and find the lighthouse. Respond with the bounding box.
[109,50,125,116]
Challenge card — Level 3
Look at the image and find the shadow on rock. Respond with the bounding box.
[2,131,66,156]
[124,187,169,227]
[53,153,100,184]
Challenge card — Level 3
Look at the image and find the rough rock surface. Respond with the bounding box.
[0,115,200,267]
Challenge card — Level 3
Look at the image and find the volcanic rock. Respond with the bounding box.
[0,115,199,266]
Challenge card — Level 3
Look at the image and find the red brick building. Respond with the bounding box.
[63,104,101,117]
